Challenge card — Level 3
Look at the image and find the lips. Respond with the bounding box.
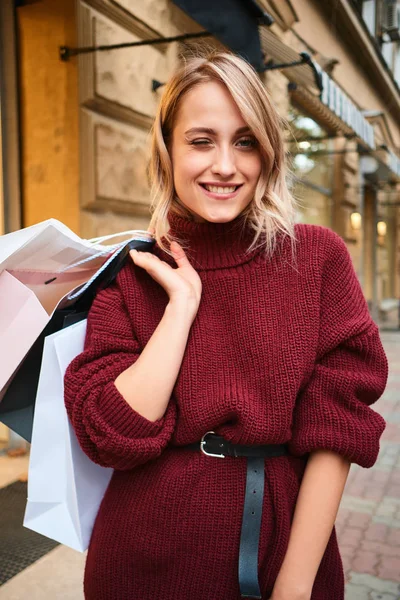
[199,183,243,194]
[198,182,243,200]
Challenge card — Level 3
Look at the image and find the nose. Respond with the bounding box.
[211,146,237,178]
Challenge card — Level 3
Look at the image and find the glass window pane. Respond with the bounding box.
[286,105,334,228]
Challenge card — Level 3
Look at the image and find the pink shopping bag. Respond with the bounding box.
[0,270,49,392]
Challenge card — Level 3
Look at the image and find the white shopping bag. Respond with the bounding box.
[0,218,85,264]
[0,221,154,442]
[0,220,108,394]
[0,218,153,399]
[24,319,113,552]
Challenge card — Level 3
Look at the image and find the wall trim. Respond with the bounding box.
[0,0,22,233]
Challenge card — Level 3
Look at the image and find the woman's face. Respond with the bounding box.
[170,80,262,223]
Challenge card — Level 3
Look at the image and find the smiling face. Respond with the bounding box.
[170,80,262,223]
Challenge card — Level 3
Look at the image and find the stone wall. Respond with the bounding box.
[77,0,200,238]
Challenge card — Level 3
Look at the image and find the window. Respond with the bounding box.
[286,106,334,228]
[394,44,400,83]
[382,36,395,66]
[362,0,377,36]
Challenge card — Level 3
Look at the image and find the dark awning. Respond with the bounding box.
[172,0,272,71]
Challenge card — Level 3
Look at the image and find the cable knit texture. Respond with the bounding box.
[64,211,388,600]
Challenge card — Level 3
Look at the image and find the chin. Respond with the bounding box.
[206,211,243,223]
[190,206,241,223]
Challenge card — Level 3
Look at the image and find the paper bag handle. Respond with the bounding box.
[87,230,154,246]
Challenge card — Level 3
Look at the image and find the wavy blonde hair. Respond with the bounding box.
[148,50,298,259]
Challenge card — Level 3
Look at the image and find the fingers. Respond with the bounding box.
[130,249,159,263]
[130,249,172,270]
[130,243,191,271]
[170,241,191,268]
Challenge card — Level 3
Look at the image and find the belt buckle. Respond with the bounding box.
[200,431,226,458]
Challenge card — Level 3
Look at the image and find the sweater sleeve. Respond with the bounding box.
[63,277,177,471]
[287,228,388,468]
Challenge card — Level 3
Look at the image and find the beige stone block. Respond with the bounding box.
[111,0,200,37]
[94,16,170,118]
[96,121,150,202]
[81,209,151,241]
[264,70,290,117]
[80,110,152,214]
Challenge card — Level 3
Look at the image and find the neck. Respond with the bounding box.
[165,209,265,271]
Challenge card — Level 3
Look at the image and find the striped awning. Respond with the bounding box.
[259,26,321,93]
[259,26,375,150]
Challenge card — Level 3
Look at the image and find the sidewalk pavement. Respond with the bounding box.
[0,331,399,599]
[336,330,400,599]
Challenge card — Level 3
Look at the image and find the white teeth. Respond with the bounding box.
[204,185,237,194]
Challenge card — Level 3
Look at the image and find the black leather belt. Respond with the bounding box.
[185,431,290,599]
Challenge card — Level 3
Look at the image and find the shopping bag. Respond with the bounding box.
[0,270,49,392]
[0,308,85,440]
[0,219,109,393]
[0,218,84,264]
[23,319,113,552]
[0,221,154,440]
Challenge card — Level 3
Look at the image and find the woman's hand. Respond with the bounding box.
[130,241,202,319]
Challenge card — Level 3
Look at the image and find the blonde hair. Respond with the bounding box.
[148,50,298,259]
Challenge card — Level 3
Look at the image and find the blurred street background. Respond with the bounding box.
[1,0,400,598]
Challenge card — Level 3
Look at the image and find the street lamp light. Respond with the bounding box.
[377,221,387,236]
[350,211,362,230]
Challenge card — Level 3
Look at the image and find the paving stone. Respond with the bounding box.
[365,523,390,542]
[377,556,400,581]
[345,580,372,599]
[383,446,400,457]
[373,516,400,528]
[362,540,400,557]
[365,489,387,502]
[348,482,368,496]
[348,513,373,528]
[374,465,395,473]
[372,471,393,484]
[340,545,357,558]
[352,550,379,576]
[341,496,378,514]
[339,527,364,549]
[375,503,398,517]
[387,529,400,546]
[385,415,400,426]
[380,456,398,467]
[349,572,400,594]
[387,375,400,382]
[386,485,400,498]
[377,497,400,507]
[370,592,400,600]
[390,471,400,484]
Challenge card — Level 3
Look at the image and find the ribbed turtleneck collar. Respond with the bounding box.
[157,210,265,271]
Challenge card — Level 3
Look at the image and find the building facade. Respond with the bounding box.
[2,0,400,321]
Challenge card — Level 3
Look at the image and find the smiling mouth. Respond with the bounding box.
[199,184,242,194]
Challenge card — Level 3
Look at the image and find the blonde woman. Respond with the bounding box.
[64,52,388,600]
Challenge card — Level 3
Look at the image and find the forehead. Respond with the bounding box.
[174,80,247,131]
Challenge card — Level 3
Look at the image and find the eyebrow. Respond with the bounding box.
[184,126,252,136]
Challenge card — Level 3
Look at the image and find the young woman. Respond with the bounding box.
[64,52,388,600]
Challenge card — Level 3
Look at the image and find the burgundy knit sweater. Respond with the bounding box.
[64,212,388,600]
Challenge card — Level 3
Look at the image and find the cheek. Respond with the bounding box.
[242,154,262,184]
[174,152,209,183]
